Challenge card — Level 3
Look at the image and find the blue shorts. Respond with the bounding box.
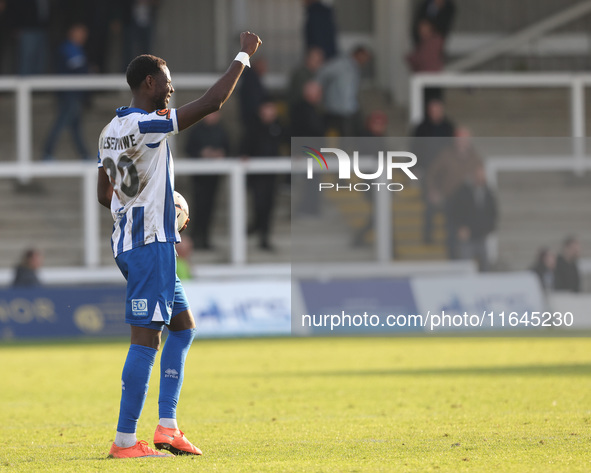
[115,241,190,330]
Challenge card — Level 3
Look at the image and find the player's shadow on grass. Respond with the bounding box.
[264,364,591,378]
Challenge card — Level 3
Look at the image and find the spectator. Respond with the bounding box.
[411,99,455,172]
[412,0,456,47]
[241,100,286,251]
[554,236,581,292]
[85,0,117,73]
[351,110,389,247]
[410,98,455,244]
[292,81,325,218]
[12,248,42,287]
[121,0,160,71]
[185,111,230,250]
[426,127,482,257]
[531,248,556,292]
[316,45,371,136]
[175,235,193,281]
[238,57,269,133]
[407,19,444,103]
[6,0,51,75]
[450,164,498,271]
[288,46,324,123]
[42,23,90,161]
[303,0,338,60]
[291,80,325,137]
[407,20,443,73]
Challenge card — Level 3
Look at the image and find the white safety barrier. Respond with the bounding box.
[410,73,590,139]
[0,159,291,268]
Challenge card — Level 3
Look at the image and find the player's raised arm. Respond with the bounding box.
[176,31,262,131]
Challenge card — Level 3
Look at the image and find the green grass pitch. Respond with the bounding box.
[2,336,591,472]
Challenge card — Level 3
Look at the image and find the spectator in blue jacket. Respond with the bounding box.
[43,23,90,160]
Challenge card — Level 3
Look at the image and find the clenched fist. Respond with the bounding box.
[240,31,262,57]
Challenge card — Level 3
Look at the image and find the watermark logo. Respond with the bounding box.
[303,146,328,172]
[304,147,418,192]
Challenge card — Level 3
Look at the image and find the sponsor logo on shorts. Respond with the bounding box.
[131,298,148,317]
[166,300,173,316]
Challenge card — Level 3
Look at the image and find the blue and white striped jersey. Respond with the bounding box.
[98,106,180,258]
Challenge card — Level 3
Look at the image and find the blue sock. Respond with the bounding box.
[159,328,196,420]
[117,344,157,434]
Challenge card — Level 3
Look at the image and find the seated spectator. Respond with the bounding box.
[185,111,230,250]
[449,164,498,271]
[530,248,556,292]
[241,100,286,251]
[316,45,371,136]
[412,0,456,47]
[554,236,581,292]
[288,47,324,122]
[12,248,42,287]
[426,127,482,257]
[42,23,90,160]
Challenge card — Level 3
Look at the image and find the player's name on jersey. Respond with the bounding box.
[101,134,138,151]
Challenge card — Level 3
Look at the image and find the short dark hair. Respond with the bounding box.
[126,54,167,90]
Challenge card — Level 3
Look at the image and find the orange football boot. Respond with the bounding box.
[154,425,203,455]
[108,439,175,458]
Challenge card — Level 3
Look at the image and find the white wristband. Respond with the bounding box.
[234,52,251,68]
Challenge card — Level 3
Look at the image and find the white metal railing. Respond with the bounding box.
[0,159,294,268]
[484,155,591,264]
[410,73,590,137]
[0,73,286,180]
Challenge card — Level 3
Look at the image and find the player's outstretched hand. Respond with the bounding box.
[240,31,262,57]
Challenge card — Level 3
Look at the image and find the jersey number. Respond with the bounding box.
[102,155,139,197]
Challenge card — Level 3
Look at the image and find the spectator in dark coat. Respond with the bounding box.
[6,0,51,74]
[410,98,455,244]
[426,127,482,257]
[554,236,581,292]
[292,81,324,218]
[450,164,498,271]
[412,0,456,47]
[411,99,455,172]
[530,247,556,292]
[303,0,338,60]
[185,111,230,250]
[290,80,325,137]
[288,47,324,125]
[241,101,285,250]
[238,57,268,132]
[12,249,42,287]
